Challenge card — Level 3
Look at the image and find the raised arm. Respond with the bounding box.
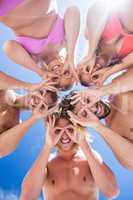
[20,115,62,200]
[81,141,119,199]
[0,71,52,91]
[71,67,133,107]
[68,110,133,170]
[0,113,38,157]
[85,0,110,59]
[66,124,119,199]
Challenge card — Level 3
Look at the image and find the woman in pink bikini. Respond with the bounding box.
[78,0,133,87]
[0,0,80,90]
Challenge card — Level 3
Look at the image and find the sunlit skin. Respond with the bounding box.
[73,99,109,120]
[20,116,119,200]
[1,0,80,88]
[0,89,57,134]
[44,58,75,90]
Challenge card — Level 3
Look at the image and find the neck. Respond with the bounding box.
[58,147,78,161]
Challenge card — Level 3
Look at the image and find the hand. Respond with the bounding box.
[28,80,57,92]
[32,102,49,119]
[45,115,62,149]
[64,57,79,83]
[66,124,86,146]
[67,110,99,128]
[70,88,103,107]
[91,67,111,87]
[78,54,96,74]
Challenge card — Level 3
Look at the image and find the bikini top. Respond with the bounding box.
[0,0,24,16]
[101,14,133,58]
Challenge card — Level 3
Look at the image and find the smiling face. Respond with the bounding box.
[78,55,109,87]
[54,118,77,152]
[73,99,110,119]
[46,58,75,91]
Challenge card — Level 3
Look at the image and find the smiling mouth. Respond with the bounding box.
[60,138,71,144]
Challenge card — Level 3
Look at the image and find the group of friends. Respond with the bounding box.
[0,0,133,199]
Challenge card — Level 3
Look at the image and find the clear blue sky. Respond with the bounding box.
[0,1,133,200]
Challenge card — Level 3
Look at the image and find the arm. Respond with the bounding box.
[85,0,110,59]
[71,67,133,107]
[81,141,119,199]
[95,122,133,170]
[0,114,38,157]
[100,67,133,95]
[20,146,51,200]
[106,52,133,76]
[0,71,48,91]
[64,6,80,64]
[20,115,62,200]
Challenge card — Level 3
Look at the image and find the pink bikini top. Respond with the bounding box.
[16,15,65,55]
[0,0,23,16]
[101,15,133,58]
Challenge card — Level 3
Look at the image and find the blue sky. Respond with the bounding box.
[0,0,133,200]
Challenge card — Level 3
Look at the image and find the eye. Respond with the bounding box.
[92,74,99,80]
[52,77,59,82]
[81,110,88,117]
[85,65,90,72]
[67,127,74,133]
[54,129,61,135]
[63,70,70,76]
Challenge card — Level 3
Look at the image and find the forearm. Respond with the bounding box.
[107,52,133,75]
[85,0,109,58]
[0,71,32,90]
[0,115,37,157]
[64,6,80,61]
[20,146,51,200]
[100,67,133,96]
[95,122,133,169]
[81,141,119,198]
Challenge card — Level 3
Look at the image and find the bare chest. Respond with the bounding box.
[44,160,97,197]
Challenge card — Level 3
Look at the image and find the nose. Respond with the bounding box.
[61,133,69,139]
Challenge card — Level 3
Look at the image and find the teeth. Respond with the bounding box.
[61,139,71,144]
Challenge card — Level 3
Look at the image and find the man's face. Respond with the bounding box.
[73,99,109,119]
[54,118,76,151]
[47,59,75,91]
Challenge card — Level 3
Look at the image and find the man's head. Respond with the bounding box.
[54,117,78,152]
[60,91,110,120]
[45,57,75,91]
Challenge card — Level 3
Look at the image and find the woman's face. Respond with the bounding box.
[46,59,75,91]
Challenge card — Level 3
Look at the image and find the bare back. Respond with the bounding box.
[0,90,20,134]
[106,91,133,142]
[43,152,98,200]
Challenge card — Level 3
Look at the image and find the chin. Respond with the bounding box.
[58,142,75,152]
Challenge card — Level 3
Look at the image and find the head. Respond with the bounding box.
[54,117,78,152]
[61,91,110,120]
[27,90,58,110]
[78,56,108,87]
[45,57,75,91]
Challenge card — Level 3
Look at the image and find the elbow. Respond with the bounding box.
[105,186,120,200]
